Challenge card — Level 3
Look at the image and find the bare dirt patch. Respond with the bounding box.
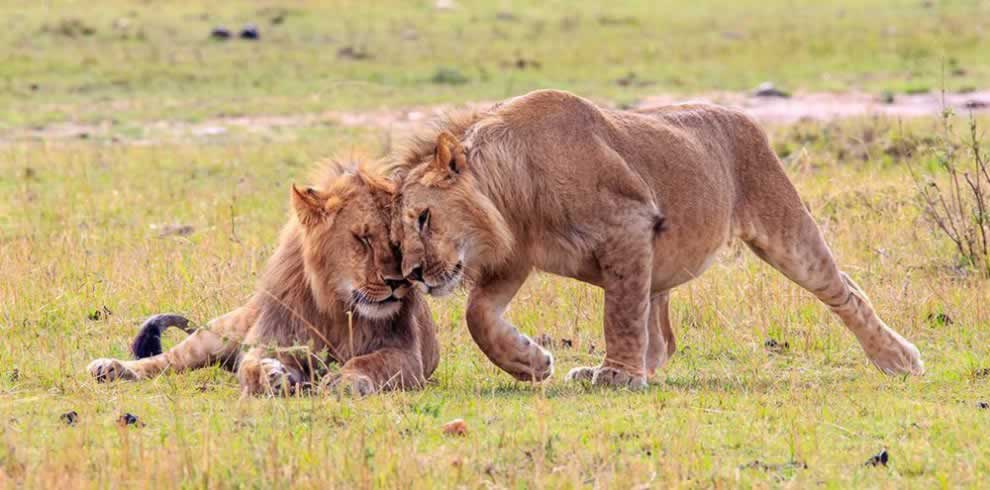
[4,90,988,145]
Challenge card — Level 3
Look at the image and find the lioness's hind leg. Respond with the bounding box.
[742,206,923,375]
[645,291,676,376]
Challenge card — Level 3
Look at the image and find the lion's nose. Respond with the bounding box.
[384,278,406,291]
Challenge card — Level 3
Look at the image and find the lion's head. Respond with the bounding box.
[395,131,513,296]
[291,166,409,319]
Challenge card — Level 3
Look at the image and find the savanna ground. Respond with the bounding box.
[2,1,989,488]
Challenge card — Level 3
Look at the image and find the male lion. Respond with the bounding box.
[393,89,923,388]
[88,163,439,396]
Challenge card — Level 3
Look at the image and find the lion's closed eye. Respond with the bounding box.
[417,209,430,233]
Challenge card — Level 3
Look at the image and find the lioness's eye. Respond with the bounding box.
[417,209,430,233]
[354,234,371,249]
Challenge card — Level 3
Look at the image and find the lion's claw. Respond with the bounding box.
[88,358,138,382]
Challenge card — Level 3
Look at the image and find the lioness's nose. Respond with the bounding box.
[407,266,424,283]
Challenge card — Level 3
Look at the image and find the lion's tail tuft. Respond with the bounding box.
[131,314,195,359]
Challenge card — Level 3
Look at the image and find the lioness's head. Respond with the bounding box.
[395,131,513,296]
[291,167,408,319]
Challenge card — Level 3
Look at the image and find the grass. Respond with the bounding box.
[2,117,989,487]
[2,1,990,487]
[1,0,988,128]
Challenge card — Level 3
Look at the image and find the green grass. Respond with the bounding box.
[2,117,989,487]
[2,1,990,487]
[1,0,988,128]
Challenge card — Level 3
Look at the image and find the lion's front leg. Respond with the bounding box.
[465,265,554,382]
[321,347,427,396]
[566,232,653,389]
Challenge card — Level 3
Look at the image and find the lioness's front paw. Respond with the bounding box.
[322,372,376,397]
[864,337,924,376]
[502,337,555,382]
[88,358,138,382]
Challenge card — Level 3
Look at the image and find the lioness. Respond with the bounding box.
[393,89,923,388]
[88,163,439,396]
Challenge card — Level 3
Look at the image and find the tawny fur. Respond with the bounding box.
[394,89,923,387]
[88,164,439,396]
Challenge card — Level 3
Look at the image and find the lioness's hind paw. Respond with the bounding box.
[565,366,596,383]
[591,366,647,390]
[88,358,137,383]
[322,373,376,397]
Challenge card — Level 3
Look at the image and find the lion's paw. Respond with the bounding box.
[88,358,138,383]
[259,358,301,395]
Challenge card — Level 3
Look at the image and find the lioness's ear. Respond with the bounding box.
[433,131,467,176]
[291,184,341,227]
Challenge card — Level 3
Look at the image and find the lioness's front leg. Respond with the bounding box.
[567,233,654,389]
[465,264,554,382]
[322,347,428,396]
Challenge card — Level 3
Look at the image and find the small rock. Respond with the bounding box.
[925,312,953,326]
[973,368,990,378]
[864,449,888,467]
[880,91,896,104]
[753,82,790,98]
[117,413,144,427]
[495,11,518,22]
[560,338,573,349]
[60,411,78,426]
[87,306,112,321]
[337,46,371,60]
[153,223,195,237]
[977,401,989,410]
[963,100,988,110]
[740,459,806,471]
[239,24,259,40]
[430,67,469,85]
[764,338,790,353]
[434,0,456,10]
[616,72,638,87]
[8,368,19,382]
[534,333,554,349]
[442,418,468,436]
[210,27,231,40]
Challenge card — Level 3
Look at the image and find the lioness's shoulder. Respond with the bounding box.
[495,89,604,127]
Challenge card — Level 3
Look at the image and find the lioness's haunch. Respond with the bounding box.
[393,89,923,388]
[88,163,439,396]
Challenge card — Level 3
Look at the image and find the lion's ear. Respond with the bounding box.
[433,131,467,176]
[291,184,341,228]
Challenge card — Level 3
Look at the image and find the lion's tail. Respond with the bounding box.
[131,314,196,359]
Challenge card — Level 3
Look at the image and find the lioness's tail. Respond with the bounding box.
[131,313,196,358]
